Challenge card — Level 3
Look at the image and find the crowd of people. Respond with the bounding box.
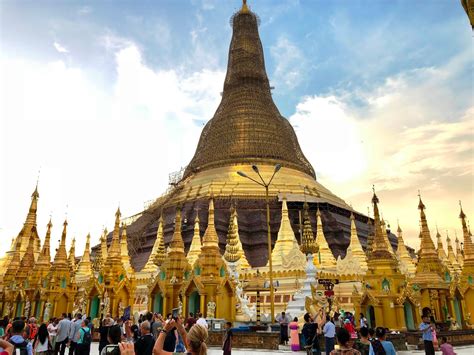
[277,308,458,355]
[0,311,218,355]
[0,306,460,355]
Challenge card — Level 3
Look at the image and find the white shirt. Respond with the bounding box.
[48,323,58,336]
[35,338,49,352]
[196,318,208,329]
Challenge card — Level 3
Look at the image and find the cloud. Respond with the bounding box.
[78,6,92,15]
[53,42,69,53]
[0,42,224,257]
[270,36,306,90]
[291,58,473,249]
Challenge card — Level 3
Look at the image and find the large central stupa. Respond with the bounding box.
[116,2,397,269]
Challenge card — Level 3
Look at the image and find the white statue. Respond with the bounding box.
[207,301,216,319]
[102,291,110,317]
[43,302,52,322]
[118,300,125,316]
[4,302,12,318]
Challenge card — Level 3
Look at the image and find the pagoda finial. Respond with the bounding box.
[52,219,69,267]
[241,0,249,13]
[300,201,317,255]
[169,207,185,253]
[68,237,76,272]
[202,198,219,248]
[76,233,93,278]
[107,208,122,261]
[120,223,133,274]
[458,201,474,264]
[224,205,241,263]
[142,215,165,273]
[314,208,336,269]
[446,230,462,274]
[395,222,416,276]
[369,189,395,260]
[346,212,368,271]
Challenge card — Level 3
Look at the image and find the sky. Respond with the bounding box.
[0,0,472,258]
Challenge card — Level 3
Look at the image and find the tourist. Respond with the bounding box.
[76,319,92,355]
[343,319,357,339]
[47,318,58,350]
[8,320,33,355]
[222,321,233,355]
[330,328,360,355]
[185,313,196,330]
[54,313,71,355]
[323,315,335,355]
[196,313,208,329]
[98,317,113,353]
[439,336,456,355]
[67,313,82,355]
[134,321,155,355]
[359,313,368,329]
[333,313,342,330]
[101,325,122,355]
[151,314,163,338]
[276,311,289,345]
[153,319,208,355]
[24,318,38,343]
[419,314,435,355]
[302,313,320,355]
[289,317,300,351]
[369,327,396,355]
[33,323,51,354]
[355,326,370,355]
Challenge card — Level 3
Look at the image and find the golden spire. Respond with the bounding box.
[93,228,108,272]
[314,208,336,269]
[76,233,93,278]
[224,205,250,268]
[270,197,305,270]
[188,213,203,266]
[107,208,122,261]
[3,237,22,282]
[52,219,69,269]
[240,0,250,13]
[18,228,36,280]
[68,237,76,272]
[436,228,449,263]
[18,184,41,258]
[300,202,318,255]
[36,219,52,269]
[381,219,394,255]
[200,198,225,278]
[455,232,464,267]
[369,188,396,261]
[142,215,165,272]
[366,213,374,257]
[446,233,462,275]
[412,194,445,285]
[396,223,416,276]
[459,201,474,264]
[120,224,134,274]
[170,208,185,253]
[347,212,368,271]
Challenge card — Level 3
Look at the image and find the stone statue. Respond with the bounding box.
[4,302,12,318]
[43,302,52,323]
[118,300,125,316]
[81,297,88,314]
[102,291,110,317]
[207,300,216,319]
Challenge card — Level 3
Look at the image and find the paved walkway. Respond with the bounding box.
[88,342,474,354]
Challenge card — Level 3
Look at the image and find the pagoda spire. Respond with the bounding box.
[314,208,336,269]
[3,237,22,283]
[18,228,36,281]
[369,188,396,261]
[348,213,368,270]
[455,232,464,267]
[76,233,93,278]
[436,228,450,266]
[93,228,108,272]
[270,197,305,270]
[107,208,122,262]
[366,214,374,257]
[68,237,76,272]
[459,201,474,265]
[17,184,41,258]
[412,194,445,285]
[446,233,462,275]
[36,219,52,268]
[142,215,165,272]
[224,205,250,268]
[300,202,317,255]
[381,219,394,255]
[120,224,134,275]
[52,219,69,269]
[187,213,202,267]
[396,223,416,276]
[170,208,185,253]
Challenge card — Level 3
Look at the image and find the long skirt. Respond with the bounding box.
[290,327,300,351]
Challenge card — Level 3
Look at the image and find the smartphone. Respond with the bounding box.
[105,344,120,355]
[172,307,179,320]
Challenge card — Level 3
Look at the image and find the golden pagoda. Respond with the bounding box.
[76,233,94,281]
[410,195,450,321]
[68,237,76,273]
[224,205,251,269]
[17,185,42,260]
[396,224,416,277]
[458,202,474,321]
[142,215,165,274]
[187,214,202,267]
[437,229,454,275]
[455,233,464,267]
[314,208,336,270]
[354,190,406,330]
[120,224,134,276]
[447,233,462,275]
[269,197,305,271]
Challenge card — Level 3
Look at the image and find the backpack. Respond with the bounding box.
[9,339,29,355]
[371,339,386,355]
[80,328,92,345]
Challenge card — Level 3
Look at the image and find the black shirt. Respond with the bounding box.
[134,334,155,355]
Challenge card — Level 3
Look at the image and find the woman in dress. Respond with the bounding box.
[33,323,51,355]
[289,317,300,352]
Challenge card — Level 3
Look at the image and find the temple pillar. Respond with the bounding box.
[163,295,168,316]
[395,304,406,331]
[200,295,205,314]
[374,305,384,328]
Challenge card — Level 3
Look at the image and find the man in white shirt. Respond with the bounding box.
[54,313,71,355]
[196,313,208,329]
[323,315,336,355]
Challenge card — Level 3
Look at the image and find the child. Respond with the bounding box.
[439,336,456,355]
[222,321,233,355]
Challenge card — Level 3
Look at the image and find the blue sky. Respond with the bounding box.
[0,0,472,257]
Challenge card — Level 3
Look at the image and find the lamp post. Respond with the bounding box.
[237,164,281,324]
